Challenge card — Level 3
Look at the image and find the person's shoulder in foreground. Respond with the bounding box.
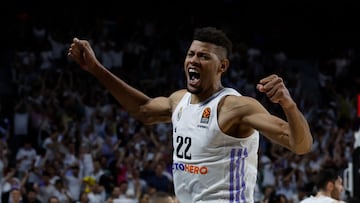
[300,196,346,203]
[300,168,347,203]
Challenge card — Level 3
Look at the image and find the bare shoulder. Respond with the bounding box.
[169,89,187,101]
[169,89,187,110]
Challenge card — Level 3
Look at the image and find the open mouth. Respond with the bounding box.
[189,68,200,83]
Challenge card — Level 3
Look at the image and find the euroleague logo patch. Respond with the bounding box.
[200,107,211,124]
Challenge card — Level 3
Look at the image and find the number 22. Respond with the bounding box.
[176,136,191,159]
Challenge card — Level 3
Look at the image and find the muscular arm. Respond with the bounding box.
[256,74,313,154]
[92,66,172,124]
[220,75,313,155]
[220,97,291,148]
[68,38,173,124]
[280,103,313,154]
[242,98,312,154]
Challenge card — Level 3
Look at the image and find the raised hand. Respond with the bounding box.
[256,74,295,109]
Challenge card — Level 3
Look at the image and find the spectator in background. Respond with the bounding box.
[36,171,56,203]
[15,139,37,180]
[267,192,288,203]
[1,168,21,203]
[299,167,346,203]
[149,191,176,203]
[9,188,23,203]
[52,178,73,203]
[12,97,30,153]
[22,188,42,203]
[48,196,60,203]
[75,192,90,203]
[146,163,171,194]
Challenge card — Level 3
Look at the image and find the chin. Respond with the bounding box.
[187,86,201,94]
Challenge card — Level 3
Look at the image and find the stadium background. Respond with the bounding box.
[0,1,359,202]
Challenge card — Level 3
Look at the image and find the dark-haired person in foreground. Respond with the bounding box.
[68,26,313,203]
[300,168,346,203]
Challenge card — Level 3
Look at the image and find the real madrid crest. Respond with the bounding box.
[177,107,182,121]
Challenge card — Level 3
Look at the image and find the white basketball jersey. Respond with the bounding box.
[171,88,259,203]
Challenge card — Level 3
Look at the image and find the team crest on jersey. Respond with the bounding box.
[200,107,211,124]
[177,107,182,121]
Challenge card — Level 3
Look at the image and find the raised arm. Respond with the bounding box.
[67,38,172,124]
[221,74,313,155]
[255,74,313,154]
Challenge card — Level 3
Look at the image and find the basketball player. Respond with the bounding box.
[68,26,313,202]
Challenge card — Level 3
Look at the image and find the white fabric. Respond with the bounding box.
[172,88,259,203]
[300,195,344,203]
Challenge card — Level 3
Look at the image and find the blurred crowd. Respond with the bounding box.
[0,4,360,203]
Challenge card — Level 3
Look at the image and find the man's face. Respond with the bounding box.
[184,40,224,95]
[11,189,22,201]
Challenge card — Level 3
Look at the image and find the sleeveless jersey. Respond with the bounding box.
[171,88,259,203]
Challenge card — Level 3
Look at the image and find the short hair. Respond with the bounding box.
[193,27,232,58]
[315,168,339,190]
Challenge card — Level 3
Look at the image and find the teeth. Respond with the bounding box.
[189,68,199,73]
[188,68,200,80]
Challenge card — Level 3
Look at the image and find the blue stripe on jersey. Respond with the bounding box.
[235,148,242,202]
[229,149,235,202]
[241,148,248,202]
[229,148,249,203]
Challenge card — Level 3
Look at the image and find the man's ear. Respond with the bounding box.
[326,181,335,191]
[220,59,229,73]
